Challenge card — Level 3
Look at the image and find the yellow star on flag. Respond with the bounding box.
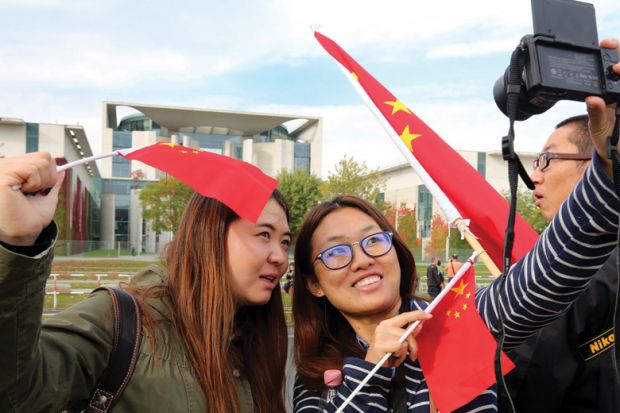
[400,125,422,152]
[351,71,359,82]
[462,303,468,311]
[454,311,461,319]
[466,292,472,299]
[451,280,469,297]
[446,310,451,317]
[159,142,176,148]
[384,99,412,115]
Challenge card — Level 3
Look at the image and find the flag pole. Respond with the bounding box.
[334,251,480,413]
[333,61,501,277]
[11,149,134,191]
[453,218,501,277]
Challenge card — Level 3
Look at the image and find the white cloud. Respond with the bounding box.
[0,0,617,179]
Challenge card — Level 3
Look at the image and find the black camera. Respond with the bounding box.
[494,0,620,121]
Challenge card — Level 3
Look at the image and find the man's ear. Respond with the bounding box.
[306,279,325,297]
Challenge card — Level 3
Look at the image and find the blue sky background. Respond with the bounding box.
[2,0,620,177]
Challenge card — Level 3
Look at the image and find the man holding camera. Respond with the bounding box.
[504,38,620,412]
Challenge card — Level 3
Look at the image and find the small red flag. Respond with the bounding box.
[121,142,278,223]
[416,267,515,412]
[314,31,539,269]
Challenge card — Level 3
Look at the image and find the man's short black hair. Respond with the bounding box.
[555,114,593,154]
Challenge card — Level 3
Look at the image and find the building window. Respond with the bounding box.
[418,185,432,238]
[112,131,132,177]
[294,141,311,172]
[26,123,39,153]
[477,152,486,178]
[114,194,130,244]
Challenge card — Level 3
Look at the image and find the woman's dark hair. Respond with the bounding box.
[292,195,417,389]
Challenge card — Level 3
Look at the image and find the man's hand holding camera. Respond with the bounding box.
[586,37,620,178]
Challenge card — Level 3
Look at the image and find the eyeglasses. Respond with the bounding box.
[314,231,394,270]
[533,152,592,172]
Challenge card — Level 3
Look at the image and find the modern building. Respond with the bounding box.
[0,117,101,253]
[99,101,323,253]
[378,150,538,239]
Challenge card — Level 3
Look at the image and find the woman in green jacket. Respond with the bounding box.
[0,152,291,413]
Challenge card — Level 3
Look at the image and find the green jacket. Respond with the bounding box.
[0,228,254,413]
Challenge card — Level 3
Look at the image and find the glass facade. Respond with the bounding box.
[294,141,311,172]
[180,132,242,156]
[112,131,132,177]
[102,179,149,244]
[418,185,432,238]
[26,123,39,153]
[259,125,288,142]
[118,114,160,132]
[477,152,486,178]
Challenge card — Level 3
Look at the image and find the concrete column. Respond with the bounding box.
[242,138,254,164]
[129,188,142,255]
[144,221,156,254]
[158,231,173,253]
[101,193,115,250]
[223,140,233,157]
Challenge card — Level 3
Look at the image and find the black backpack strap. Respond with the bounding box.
[85,287,142,413]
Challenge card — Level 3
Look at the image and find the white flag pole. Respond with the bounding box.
[11,148,135,191]
[334,251,480,413]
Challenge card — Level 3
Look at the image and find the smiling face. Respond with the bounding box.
[309,207,402,321]
[226,198,291,307]
[531,124,590,223]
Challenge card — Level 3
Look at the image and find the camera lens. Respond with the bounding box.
[493,67,557,121]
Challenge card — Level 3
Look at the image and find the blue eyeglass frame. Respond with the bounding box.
[313,231,394,270]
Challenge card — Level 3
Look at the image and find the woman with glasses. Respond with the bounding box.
[292,147,620,412]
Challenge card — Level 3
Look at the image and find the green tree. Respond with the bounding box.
[396,204,417,249]
[322,156,386,209]
[430,214,449,251]
[448,226,470,252]
[502,189,548,234]
[276,169,323,237]
[139,178,194,234]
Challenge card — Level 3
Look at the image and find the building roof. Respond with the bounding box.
[104,101,320,136]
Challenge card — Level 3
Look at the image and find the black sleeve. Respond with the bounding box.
[0,223,56,257]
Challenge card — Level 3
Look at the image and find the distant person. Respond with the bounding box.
[283,262,295,296]
[425,258,444,299]
[444,254,463,282]
[0,152,291,412]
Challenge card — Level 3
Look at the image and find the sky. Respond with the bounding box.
[1,0,620,178]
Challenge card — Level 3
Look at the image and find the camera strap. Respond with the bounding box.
[496,43,535,413]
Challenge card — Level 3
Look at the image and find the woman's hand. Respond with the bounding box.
[365,310,432,368]
[0,152,63,246]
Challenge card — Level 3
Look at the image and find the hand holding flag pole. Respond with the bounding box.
[334,251,480,413]
[11,143,278,223]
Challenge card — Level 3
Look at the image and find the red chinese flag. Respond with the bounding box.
[121,142,278,223]
[314,31,538,268]
[416,268,515,412]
